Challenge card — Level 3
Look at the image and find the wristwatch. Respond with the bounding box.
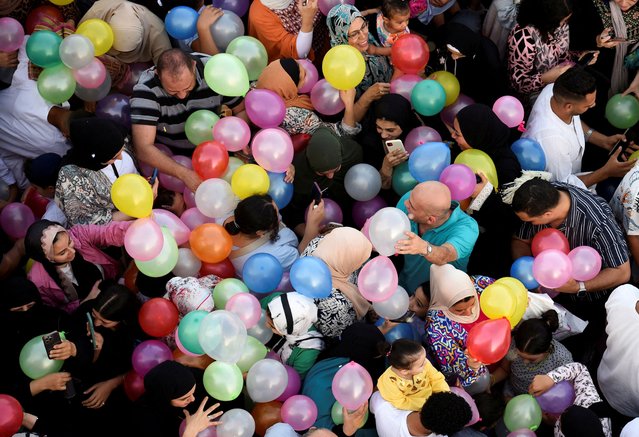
[576,281,587,298]
[424,243,433,257]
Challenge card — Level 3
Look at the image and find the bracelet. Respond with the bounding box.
[585,128,595,142]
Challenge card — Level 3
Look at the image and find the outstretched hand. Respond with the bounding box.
[182,397,223,437]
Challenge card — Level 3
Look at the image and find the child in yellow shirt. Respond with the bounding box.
[377,339,450,411]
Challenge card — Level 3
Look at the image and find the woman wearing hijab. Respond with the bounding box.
[25,219,131,313]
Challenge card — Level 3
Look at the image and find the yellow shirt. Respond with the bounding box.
[377,361,450,411]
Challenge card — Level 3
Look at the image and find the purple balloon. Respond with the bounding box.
[180,207,215,230]
[132,340,172,377]
[439,164,476,201]
[390,75,421,103]
[507,430,536,437]
[318,0,355,15]
[116,62,153,95]
[311,79,344,116]
[535,380,575,415]
[306,198,343,227]
[281,395,318,431]
[159,155,192,193]
[276,365,302,402]
[568,246,602,281]
[0,17,25,52]
[96,93,131,129]
[0,203,35,239]
[275,271,293,292]
[352,196,387,228]
[213,116,251,152]
[298,59,319,94]
[266,351,281,362]
[245,89,286,129]
[212,0,249,16]
[404,126,442,154]
[183,188,196,209]
[440,93,475,127]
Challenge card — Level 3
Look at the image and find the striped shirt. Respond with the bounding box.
[129,53,241,149]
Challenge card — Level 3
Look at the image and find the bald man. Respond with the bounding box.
[395,181,479,292]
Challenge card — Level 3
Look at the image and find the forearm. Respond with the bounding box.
[581,122,610,150]
[342,102,356,127]
[135,140,187,179]
[0,244,24,279]
[296,30,313,59]
[298,224,320,252]
[422,242,457,265]
[353,94,374,123]
[582,263,630,292]
[577,168,608,188]
[193,28,220,55]
[629,235,639,268]
[512,237,532,259]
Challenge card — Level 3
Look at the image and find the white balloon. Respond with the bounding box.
[369,207,411,256]
[195,178,236,218]
[373,285,409,320]
[210,10,245,52]
[172,248,202,277]
[216,409,255,437]
[345,163,382,201]
[246,358,288,402]
[59,34,95,69]
[247,309,274,344]
[198,310,247,363]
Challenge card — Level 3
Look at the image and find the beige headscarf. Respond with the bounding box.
[311,227,373,319]
[429,264,480,324]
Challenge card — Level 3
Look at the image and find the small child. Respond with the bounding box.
[366,0,411,56]
[378,339,450,411]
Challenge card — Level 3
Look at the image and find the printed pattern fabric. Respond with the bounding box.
[281,107,361,136]
[55,165,114,226]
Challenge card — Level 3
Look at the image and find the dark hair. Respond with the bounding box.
[157,48,194,78]
[511,178,560,217]
[514,310,559,354]
[153,188,177,211]
[381,0,410,19]
[24,153,62,188]
[553,66,597,103]
[224,194,279,243]
[388,339,424,370]
[516,0,572,42]
[92,281,140,326]
[471,393,505,430]
[417,281,431,301]
[420,391,472,435]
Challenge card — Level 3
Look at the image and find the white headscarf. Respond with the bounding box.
[428,264,480,324]
[260,0,294,11]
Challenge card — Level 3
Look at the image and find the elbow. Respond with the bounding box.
[618,262,632,285]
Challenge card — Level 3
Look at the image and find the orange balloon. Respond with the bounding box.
[251,401,283,437]
[189,223,232,263]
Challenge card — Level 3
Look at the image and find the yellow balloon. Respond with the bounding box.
[322,45,366,91]
[495,277,529,327]
[49,0,74,5]
[231,164,270,199]
[480,282,517,325]
[454,149,499,189]
[629,150,639,161]
[25,258,35,274]
[111,174,154,218]
[76,19,114,56]
[428,71,460,106]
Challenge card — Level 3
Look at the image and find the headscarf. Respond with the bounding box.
[67,118,126,171]
[428,264,480,324]
[25,153,63,188]
[260,0,294,11]
[256,59,314,110]
[560,405,605,437]
[306,128,343,173]
[311,227,372,318]
[143,361,196,406]
[374,93,420,139]
[164,276,216,317]
[0,277,42,311]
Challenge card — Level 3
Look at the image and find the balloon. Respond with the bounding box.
[200,258,236,278]
[226,36,267,81]
[132,340,172,376]
[160,155,191,192]
[318,0,355,14]
[181,207,215,230]
[73,57,107,89]
[493,96,525,128]
[178,310,208,355]
[465,371,491,395]
[204,53,249,97]
[195,178,236,218]
[213,0,249,16]
[297,59,319,94]
[231,164,270,199]
[186,110,219,146]
[213,116,251,152]
[466,318,511,364]
[173,248,202,277]
[112,174,153,218]
[242,253,283,295]
[281,395,318,431]
[535,380,575,415]
[26,30,62,67]
[1,203,35,239]
[179,420,218,437]
[96,93,130,128]
[135,227,179,277]
[507,430,537,437]
[454,149,499,189]
[251,128,294,172]
[496,277,528,327]
[165,6,199,39]
[226,292,262,329]
[331,400,369,425]
[276,271,293,292]
[251,401,282,437]
[0,17,24,52]
[373,285,410,319]
[76,19,114,56]
[352,195,387,228]
[531,228,570,256]
[412,79,446,116]
[305,198,344,227]
[440,94,475,127]
[19,335,63,379]
[123,370,145,401]
[310,79,345,116]
[217,409,255,437]
[276,365,302,402]
[115,61,153,95]
[391,34,429,74]
[210,10,244,52]
[332,361,373,410]
[268,171,294,209]
[247,309,274,345]
[192,140,230,180]
[139,298,179,337]
[246,358,288,402]
[236,336,267,372]
[358,256,398,302]
[368,207,411,256]
[213,278,249,308]
[405,126,442,154]
[390,75,422,103]
[190,223,233,264]
[504,394,542,432]
[203,361,244,401]
[450,387,480,425]
[221,156,244,184]
[124,217,163,261]
[568,246,602,281]
[439,163,476,200]
[37,64,76,104]
[26,6,64,35]
[292,133,311,153]
[510,256,539,290]
[533,249,572,289]
[511,138,547,171]
[344,163,382,201]
[391,161,418,196]
[408,142,451,182]
[323,44,366,90]
[59,34,94,69]
[289,256,333,298]
[428,71,460,106]
[75,73,111,101]
[606,93,639,129]
[49,0,73,6]
[153,209,191,245]
[480,282,517,323]
[0,394,23,437]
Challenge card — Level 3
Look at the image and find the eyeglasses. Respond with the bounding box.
[347,19,369,40]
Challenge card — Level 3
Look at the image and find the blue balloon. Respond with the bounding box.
[381,322,420,343]
[510,256,539,290]
[511,138,547,171]
[408,142,451,182]
[411,80,446,116]
[165,6,199,40]
[289,256,332,298]
[268,171,294,209]
[242,253,284,294]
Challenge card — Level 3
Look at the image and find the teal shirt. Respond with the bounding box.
[396,191,479,293]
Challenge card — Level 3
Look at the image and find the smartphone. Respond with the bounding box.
[311,181,322,207]
[446,44,462,56]
[385,139,406,155]
[42,331,63,359]
[390,310,415,324]
[149,168,158,185]
[86,312,98,350]
[578,52,596,66]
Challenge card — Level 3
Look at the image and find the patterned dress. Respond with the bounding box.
[507,339,573,395]
[281,107,361,137]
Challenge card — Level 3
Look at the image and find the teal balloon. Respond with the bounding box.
[19,335,64,379]
[411,79,446,116]
[177,310,208,355]
[37,64,76,104]
[204,53,249,97]
[226,36,268,81]
[605,94,639,129]
[504,394,542,432]
[26,30,62,68]
[236,336,267,372]
[392,161,418,196]
[135,227,179,277]
[213,278,248,308]
[203,361,244,401]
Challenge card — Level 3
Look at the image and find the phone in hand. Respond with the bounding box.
[390,310,415,324]
[42,331,63,359]
[149,168,158,185]
[577,52,596,66]
[86,312,97,350]
[384,139,406,155]
[311,181,322,207]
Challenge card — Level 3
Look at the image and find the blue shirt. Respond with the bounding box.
[396,191,479,293]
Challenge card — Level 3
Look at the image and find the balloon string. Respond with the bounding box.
[609,127,630,153]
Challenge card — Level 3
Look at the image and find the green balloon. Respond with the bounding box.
[504,394,542,432]
[236,336,267,373]
[19,335,64,379]
[392,161,418,196]
[226,36,268,82]
[26,30,62,68]
[331,401,369,426]
[185,109,219,146]
[37,64,76,104]
[178,310,208,355]
[203,361,244,401]
[411,80,446,116]
[213,278,248,308]
[204,53,249,97]
[605,94,639,129]
[135,227,179,278]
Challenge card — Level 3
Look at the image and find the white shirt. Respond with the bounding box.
[523,84,588,190]
[42,199,68,228]
[100,151,139,183]
[370,391,429,437]
[610,162,639,236]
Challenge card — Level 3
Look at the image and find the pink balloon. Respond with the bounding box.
[0,17,25,52]
[275,271,293,292]
[298,59,319,94]
[361,218,372,242]
[225,292,261,329]
[183,188,196,209]
[568,246,602,281]
[266,351,281,362]
[245,89,286,129]
[305,198,343,227]
[153,209,191,245]
[73,58,107,89]
[357,256,398,302]
[390,75,421,103]
[174,328,203,357]
[318,0,355,15]
[311,79,344,116]
[507,430,537,437]
[405,126,442,154]
[132,340,173,376]
[213,116,251,152]
[450,387,480,426]
[0,203,35,239]
[124,217,164,261]
[179,419,217,437]
[532,249,573,289]
[251,128,294,173]
[440,93,475,127]
[493,95,524,128]
[332,361,373,410]
[180,207,215,230]
[281,395,318,431]
[276,365,302,402]
[439,164,476,201]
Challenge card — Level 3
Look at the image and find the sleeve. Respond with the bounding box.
[377,371,424,411]
[70,220,132,249]
[272,228,301,271]
[0,157,16,185]
[130,85,161,126]
[287,347,321,378]
[591,225,630,268]
[444,213,479,259]
[508,26,545,94]
[296,30,313,59]
[546,362,603,408]
[533,131,588,189]
[515,221,537,241]
[248,2,300,60]
[425,360,450,393]
[281,107,362,137]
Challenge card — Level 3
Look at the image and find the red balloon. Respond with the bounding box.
[199,258,236,278]
[138,298,180,337]
[192,141,229,180]
[467,318,511,365]
[391,34,430,75]
[123,370,145,401]
[291,133,311,154]
[25,5,64,35]
[251,401,282,437]
[531,228,569,257]
[0,394,23,437]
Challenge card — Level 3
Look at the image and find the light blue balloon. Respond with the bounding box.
[165,6,199,40]
[242,253,284,294]
[290,256,332,298]
[511,138,546,171]
[408,142,451,182]
[268,171,294,209]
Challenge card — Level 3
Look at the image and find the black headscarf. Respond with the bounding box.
[374,94,420,139]
[143,361,196,407]
[280,57,300,85]
[560,405,606,437]
[66,118,126,171]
